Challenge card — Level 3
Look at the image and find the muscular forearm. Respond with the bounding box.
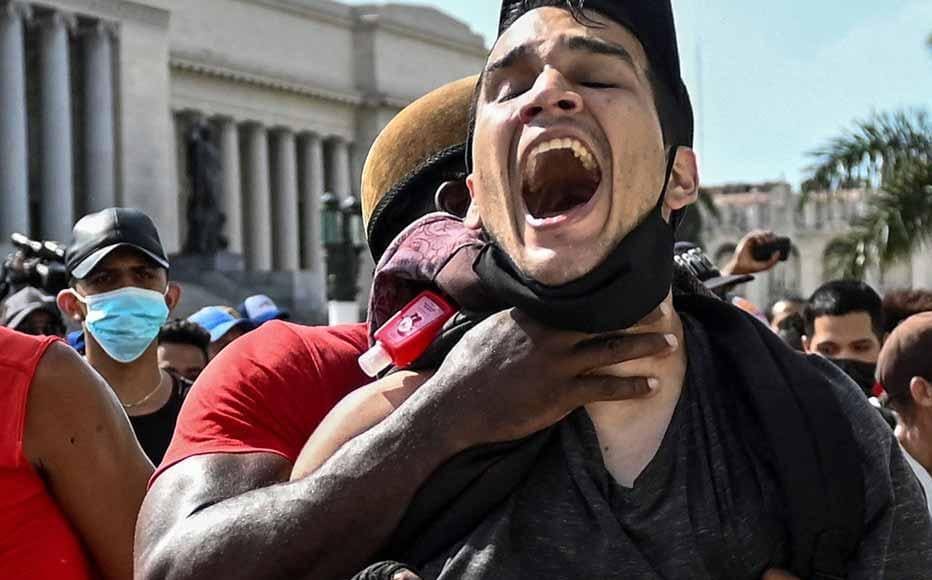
[140,399,457,580]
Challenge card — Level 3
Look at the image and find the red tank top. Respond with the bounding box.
[0,328,93,579]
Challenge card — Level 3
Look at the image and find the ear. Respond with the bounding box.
[435,180,471,218]
[57,289,85,323]
[909,377,932,408]
[802,335,812,353]
[165,282,182,312]
[464,174,483,230]
[665,147,699,213]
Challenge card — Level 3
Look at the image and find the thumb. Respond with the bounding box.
[393,572,422,580]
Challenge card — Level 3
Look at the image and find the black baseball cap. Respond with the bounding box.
[65,208,169,280]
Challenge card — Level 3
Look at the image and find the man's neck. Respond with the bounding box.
[585,294,688,487]
[85,337,164,403]
[897,418,932,474]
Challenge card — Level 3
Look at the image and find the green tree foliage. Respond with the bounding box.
[803,109,932,279]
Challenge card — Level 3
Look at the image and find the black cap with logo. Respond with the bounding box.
[65,208,169,280]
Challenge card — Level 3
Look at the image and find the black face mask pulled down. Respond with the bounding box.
[473,155,676,334]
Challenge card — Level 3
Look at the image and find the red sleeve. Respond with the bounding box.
[151,321,370,485]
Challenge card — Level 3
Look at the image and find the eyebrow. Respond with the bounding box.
[484,35,636,75]
[565,36,635,67]
[485,44,531,74]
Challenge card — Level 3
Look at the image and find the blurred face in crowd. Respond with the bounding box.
[804,312,882,364]
[158,342,207,382]
[465,7,697,285]
[770,299,803,333]
[208,326,249,360]
[16,310,66,337]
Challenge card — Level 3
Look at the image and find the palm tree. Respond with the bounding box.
[802,109,932,279]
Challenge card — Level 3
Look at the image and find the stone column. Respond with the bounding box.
[329,137,352,201]
[82,21,116,211]
[0,1,31,244]
[38,10,76,241]
[270,128,300,271]
[299,132,325,273]
[216,117,243,253]
[241,122,273,271]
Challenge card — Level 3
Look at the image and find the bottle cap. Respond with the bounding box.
[358,341,393,377]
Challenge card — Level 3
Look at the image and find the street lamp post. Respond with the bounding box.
[321,193,365,324]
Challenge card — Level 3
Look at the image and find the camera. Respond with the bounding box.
[1,233,68,301]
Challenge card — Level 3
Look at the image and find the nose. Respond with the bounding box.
[519,67,584,124]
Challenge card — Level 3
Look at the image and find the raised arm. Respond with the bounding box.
[24,342,154,580]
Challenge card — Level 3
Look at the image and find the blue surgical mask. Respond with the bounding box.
[73,287,170,363]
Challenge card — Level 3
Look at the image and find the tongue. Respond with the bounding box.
[530,184,594,217]
[523,149,600,219]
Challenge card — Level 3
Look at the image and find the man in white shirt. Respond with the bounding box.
[877,311,932,514]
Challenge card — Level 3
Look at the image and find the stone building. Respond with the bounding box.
[698,182,932,310]
[0,0,486,320]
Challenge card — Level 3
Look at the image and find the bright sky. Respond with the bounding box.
[347,0,932,188]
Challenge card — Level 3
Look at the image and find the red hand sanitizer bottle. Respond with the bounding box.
[359,290,457,377]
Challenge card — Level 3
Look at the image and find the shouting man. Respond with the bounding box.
[297,1,931,578]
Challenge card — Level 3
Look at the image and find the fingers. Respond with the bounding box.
[574,375,655,403]
[572,332,677,373]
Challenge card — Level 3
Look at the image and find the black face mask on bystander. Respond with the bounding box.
[827,358,878,397]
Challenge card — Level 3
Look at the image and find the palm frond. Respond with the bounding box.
[802,109,931,204]
[821,159,932,278]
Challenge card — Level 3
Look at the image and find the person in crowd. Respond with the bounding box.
[56,208,186,465]
[803,279,885,396]
[292,1,930,577]
[877,312,932,515]
[1,325,152,579]
[882,288,932,334]
[188,305,255,359]
[135,75,547,580]
[158,319,211,383]
[803,280,885,363]
[768,294,805,334]
[775,312,805,352]
[238,294,290,326]
[0,286,66,337]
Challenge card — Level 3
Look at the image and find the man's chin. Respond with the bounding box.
[514,247,605,287]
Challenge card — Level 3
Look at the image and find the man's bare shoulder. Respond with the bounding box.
[24,342,125,460]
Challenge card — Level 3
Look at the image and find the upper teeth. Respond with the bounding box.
[528,138,598,172]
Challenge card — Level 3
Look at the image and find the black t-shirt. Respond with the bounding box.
[130,372,189,465]
[415,314,932,579]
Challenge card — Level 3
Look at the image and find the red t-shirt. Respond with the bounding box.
[0,328,93,579]
[153,321,370,483]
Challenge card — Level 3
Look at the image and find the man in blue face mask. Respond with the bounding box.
[57,208,184,464]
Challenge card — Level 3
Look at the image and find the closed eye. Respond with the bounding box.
[580,81,616,89]
[499,86,530,102]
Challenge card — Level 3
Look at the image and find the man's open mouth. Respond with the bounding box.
[521,137,602,223]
